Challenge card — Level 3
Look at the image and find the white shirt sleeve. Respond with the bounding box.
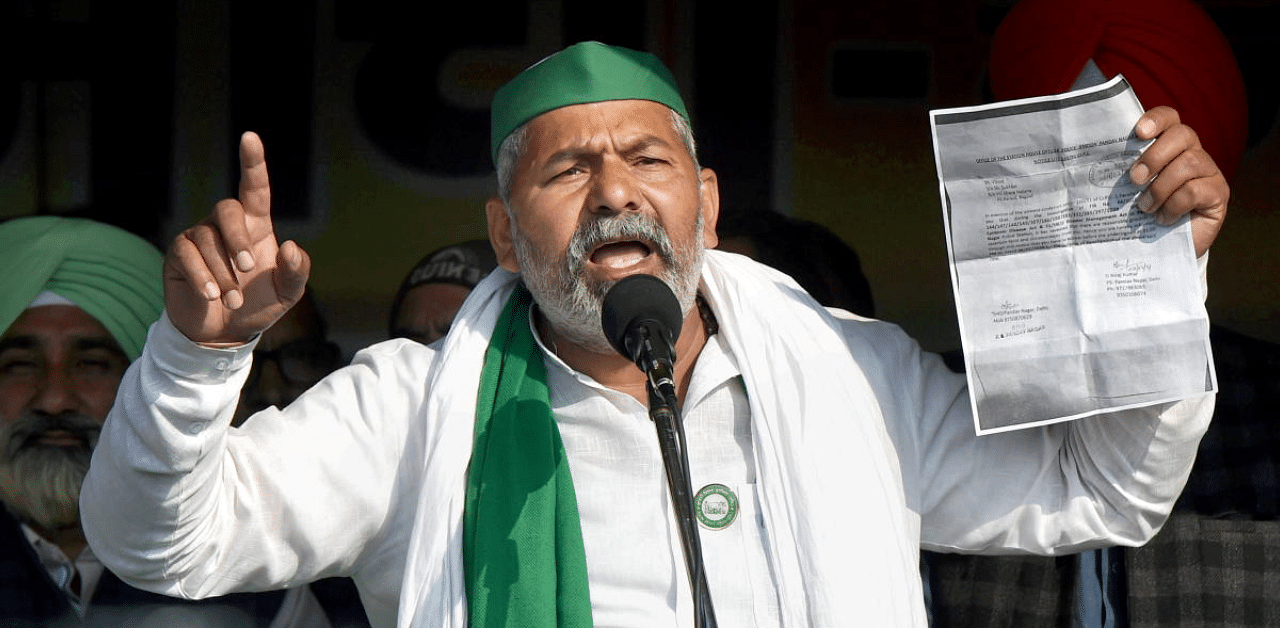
[877,320,1210,554]
[80,312,430,601]
[856,256,1214,555]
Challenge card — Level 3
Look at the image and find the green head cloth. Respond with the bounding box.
[490,41,690,161]
[0,216,164,361]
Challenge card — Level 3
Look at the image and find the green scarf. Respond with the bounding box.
[464,285,593,627]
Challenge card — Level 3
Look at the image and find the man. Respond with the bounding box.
[0,216,329,627]
[387,240,498,345]
[81,42,1228,628]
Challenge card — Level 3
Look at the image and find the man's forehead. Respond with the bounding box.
[521,100,682,157]
[1,305,115,344]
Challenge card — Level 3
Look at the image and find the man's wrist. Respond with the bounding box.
[152,311,259,381]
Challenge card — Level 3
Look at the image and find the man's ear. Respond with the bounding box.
[699,168,720,249]
[485,197,521,272]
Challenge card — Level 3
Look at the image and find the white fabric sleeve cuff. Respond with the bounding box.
[149,311,259,384]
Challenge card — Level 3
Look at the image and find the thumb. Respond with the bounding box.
[274,240,311,305]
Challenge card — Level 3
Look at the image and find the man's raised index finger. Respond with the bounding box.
[238,131,272,217]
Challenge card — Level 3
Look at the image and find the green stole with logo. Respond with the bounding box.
[464,285,593,627]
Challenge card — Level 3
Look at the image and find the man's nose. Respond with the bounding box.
[588,157,642,214]
[32,368,81,416]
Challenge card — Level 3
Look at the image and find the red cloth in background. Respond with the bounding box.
[989,0,1249,182]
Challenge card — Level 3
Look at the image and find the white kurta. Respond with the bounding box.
[544,327,781,627]
[80,251,1213,628]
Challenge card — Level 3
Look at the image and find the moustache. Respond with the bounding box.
[3,411,101,461]
[565,213,677,274]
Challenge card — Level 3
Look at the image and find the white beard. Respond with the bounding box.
[0,412,99,531]
[513,210,704,355]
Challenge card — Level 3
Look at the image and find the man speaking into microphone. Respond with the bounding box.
[82,42,1228,628]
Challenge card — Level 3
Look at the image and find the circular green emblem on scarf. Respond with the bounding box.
[694,483,739,530]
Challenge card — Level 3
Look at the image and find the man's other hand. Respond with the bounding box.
[1129,106,1229,258]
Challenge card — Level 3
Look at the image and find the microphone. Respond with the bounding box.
[601,274,684,402]
[600,274,719,628]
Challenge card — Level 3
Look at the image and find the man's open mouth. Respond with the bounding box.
[589,240,654,269]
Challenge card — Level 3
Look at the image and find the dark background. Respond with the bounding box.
[2,0,1276,352]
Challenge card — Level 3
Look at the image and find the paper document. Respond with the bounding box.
[929,75,1215,434]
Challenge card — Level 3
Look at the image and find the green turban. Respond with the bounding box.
[0,216,164,361]
[490,41,690,161]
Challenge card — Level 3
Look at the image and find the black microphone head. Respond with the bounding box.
[601,274,684,362]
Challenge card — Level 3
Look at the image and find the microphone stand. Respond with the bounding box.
[640,333,719,628]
